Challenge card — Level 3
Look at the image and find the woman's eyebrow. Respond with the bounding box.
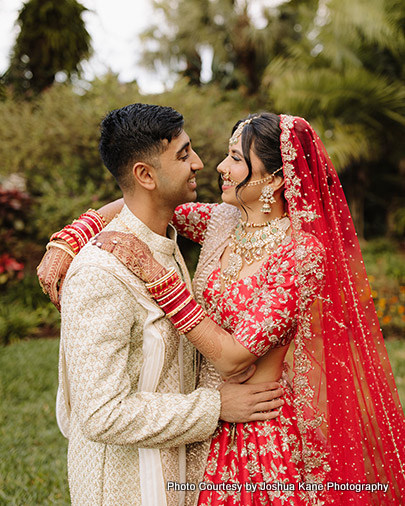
[230,148,243,157]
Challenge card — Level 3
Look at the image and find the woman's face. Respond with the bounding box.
[217,136,266,209]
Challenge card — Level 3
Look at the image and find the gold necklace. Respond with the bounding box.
[220,216,290,288]
[242,212,288,228]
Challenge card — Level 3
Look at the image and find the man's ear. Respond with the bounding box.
[132,161,157,190]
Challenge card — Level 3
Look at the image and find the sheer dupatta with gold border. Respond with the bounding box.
[279,114,405,504]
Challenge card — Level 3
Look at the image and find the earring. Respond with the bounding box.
[259,185,276,214]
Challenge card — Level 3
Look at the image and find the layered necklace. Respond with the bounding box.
[221,215,290,288]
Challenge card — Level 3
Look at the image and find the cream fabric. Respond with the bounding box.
[58,205,220,506]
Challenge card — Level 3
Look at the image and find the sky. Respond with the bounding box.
[0,0,164,93]
[0,0,278,94]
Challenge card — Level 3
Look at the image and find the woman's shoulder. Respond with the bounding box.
[294,232,326,260]
[262,232,325,275]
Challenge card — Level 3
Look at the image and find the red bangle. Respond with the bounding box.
[146,269,206,333]
[49,209,107,254]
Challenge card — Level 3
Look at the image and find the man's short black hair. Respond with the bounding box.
[99,103,184,190]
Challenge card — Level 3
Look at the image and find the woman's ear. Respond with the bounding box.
[271,175,285,192]
[132,162,157,191]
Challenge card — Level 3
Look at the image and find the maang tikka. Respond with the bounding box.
[259,166,283,214]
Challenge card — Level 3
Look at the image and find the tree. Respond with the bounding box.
[265,0,405,238]
[140,0,309,95]
[2,0,91,96]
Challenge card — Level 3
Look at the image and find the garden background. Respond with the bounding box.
[0,0,404,503]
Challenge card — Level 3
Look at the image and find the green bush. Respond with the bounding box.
[0,275,60,346]
[0,75,256,244]
[362,239,405,338]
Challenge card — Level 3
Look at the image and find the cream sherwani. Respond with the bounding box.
[57,205,221,506]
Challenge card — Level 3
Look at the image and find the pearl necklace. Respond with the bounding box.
[221,216,290,288]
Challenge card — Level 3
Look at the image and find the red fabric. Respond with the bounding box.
[172,202,217,244]
[278,115,405,504]
[199,239,331,504]
[199,386,331,505]
[202,237,325,358]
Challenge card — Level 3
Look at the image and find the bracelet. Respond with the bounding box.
[50,209,107,253]
[46,241,76,259]
[146,270,206,333]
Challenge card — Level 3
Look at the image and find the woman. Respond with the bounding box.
[39,113,405,504]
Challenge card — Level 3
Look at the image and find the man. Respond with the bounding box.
[39,103,284,506]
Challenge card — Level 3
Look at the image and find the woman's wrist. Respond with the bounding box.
[146,268,206,333]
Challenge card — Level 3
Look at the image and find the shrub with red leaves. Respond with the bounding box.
[0,185,31,285]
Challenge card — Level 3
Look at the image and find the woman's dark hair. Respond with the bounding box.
[99,103,184,190]
[232,112,283,202]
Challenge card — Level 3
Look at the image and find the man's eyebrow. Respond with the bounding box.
[176,139,191,156]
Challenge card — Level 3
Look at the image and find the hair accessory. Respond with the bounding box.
[229,118,253,146]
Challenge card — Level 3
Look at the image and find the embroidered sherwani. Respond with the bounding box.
[58,205,221,506]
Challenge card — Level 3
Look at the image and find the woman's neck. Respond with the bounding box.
[238,199,286,225]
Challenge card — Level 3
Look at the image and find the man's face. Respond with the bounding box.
[154,130,204,208]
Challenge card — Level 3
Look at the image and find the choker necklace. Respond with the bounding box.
[242,212,288,228]
[221,216,290,288]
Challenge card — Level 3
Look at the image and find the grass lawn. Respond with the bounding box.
[0,337,404,505]
[0,339,68,505]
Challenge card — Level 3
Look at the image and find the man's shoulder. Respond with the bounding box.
[67,212,130,277]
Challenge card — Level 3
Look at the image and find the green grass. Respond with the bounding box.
[0,337,404,505]
[0,339,68,505]
[386,340,405,408]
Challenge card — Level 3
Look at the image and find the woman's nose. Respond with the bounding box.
[217,156,228,174]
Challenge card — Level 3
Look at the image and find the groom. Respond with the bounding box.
[39,103,284,506]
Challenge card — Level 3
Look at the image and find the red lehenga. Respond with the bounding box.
[173,203,330,505]
[172,115,405,505]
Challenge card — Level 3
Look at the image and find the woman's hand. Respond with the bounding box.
[37,245,73,311]
[92,231,167,283]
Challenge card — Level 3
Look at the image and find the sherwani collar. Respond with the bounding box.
[118,204,177,256]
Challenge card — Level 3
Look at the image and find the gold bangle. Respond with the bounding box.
[46,241,76,259]
[145,268,177,289]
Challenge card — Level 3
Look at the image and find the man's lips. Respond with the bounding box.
[188,176,197,189]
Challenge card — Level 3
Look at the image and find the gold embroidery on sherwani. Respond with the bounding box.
[59,205,220,506]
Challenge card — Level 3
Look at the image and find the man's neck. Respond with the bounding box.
[123,194,174,237]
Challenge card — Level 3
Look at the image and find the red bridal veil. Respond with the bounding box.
[280,114,405,504]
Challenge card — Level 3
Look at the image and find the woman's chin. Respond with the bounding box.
[220,193,238,208]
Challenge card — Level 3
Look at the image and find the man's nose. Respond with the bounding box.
[191,150,204,171]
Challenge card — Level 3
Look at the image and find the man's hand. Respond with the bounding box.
[37,245,73,311]
[219,365,285,423]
